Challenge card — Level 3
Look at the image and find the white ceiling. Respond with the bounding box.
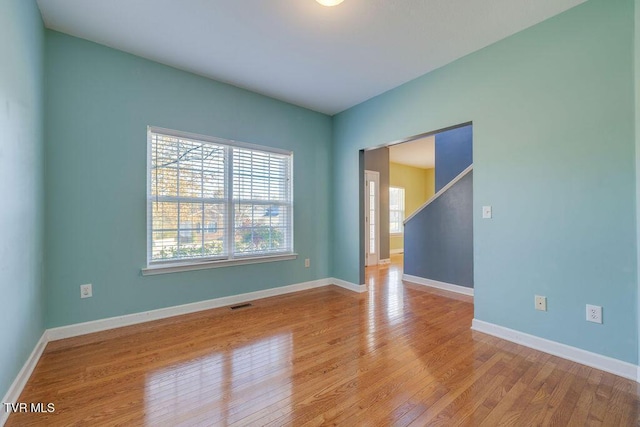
[36,0,585,115]
[389,136,435,169]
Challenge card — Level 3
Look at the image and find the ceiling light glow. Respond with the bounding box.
[316,0,344,6]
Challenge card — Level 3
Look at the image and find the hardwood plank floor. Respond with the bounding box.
[7,255,640,426]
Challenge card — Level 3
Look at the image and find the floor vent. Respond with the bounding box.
[230,303,252,310]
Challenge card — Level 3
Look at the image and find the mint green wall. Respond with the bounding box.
[333,0,638,363]
[44,32,332,328]
[2,0,636,394]
[0,0,45,398]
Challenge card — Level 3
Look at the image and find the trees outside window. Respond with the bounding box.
[148,128,293,265]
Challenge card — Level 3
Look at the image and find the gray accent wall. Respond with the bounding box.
[404,170,473,288]
[364,147,390,261]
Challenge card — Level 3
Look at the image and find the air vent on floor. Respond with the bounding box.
[229,303,252,310]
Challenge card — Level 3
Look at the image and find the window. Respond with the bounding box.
[389,187,405,234]
[147,127,293,270]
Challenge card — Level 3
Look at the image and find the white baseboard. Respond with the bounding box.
[47,278,367,342]
[330,278,367,293]
[1,332,48,426]
[48,278,338,341]
[390,249,404,254]
[472,319,639,382]
[402,274,474,296]
[378,259,390,265]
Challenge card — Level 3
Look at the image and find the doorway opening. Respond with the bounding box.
[360,122,473,294]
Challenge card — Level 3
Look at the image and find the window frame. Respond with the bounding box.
[143,126,296,275]
[389,186,405,235]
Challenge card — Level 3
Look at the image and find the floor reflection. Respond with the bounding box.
[366,274,377,352]
[145,353,224,424]
[145,333,292,425]
[364,254,408,352]
[386,267,404,323]
[365,254,406,319]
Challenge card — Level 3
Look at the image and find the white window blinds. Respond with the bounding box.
[148,127,293,265]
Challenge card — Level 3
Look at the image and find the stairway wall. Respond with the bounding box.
[404,170,474,288]
[435,125,473,192]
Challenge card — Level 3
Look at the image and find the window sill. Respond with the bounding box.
[390,233,404,237]
[141,253,298,276]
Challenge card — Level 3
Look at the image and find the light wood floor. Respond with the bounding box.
[8,255,640,426]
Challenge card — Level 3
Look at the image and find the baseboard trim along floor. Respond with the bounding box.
[471,319,639,382]
[402,274,474,296]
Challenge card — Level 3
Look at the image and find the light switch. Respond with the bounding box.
[482,205,492,219]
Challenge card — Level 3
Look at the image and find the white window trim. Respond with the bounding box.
[141,253,298,276]
[144,126,295,274]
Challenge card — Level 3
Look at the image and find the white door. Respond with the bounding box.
[364,170,380,267]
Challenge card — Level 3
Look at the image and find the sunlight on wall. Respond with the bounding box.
[389,163,435,252]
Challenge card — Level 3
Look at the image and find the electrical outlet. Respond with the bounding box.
[304,258,310,268]
[482,206,492,219]
[586,304,602,324]
[80,284,92,299]
[535,295,547,311]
